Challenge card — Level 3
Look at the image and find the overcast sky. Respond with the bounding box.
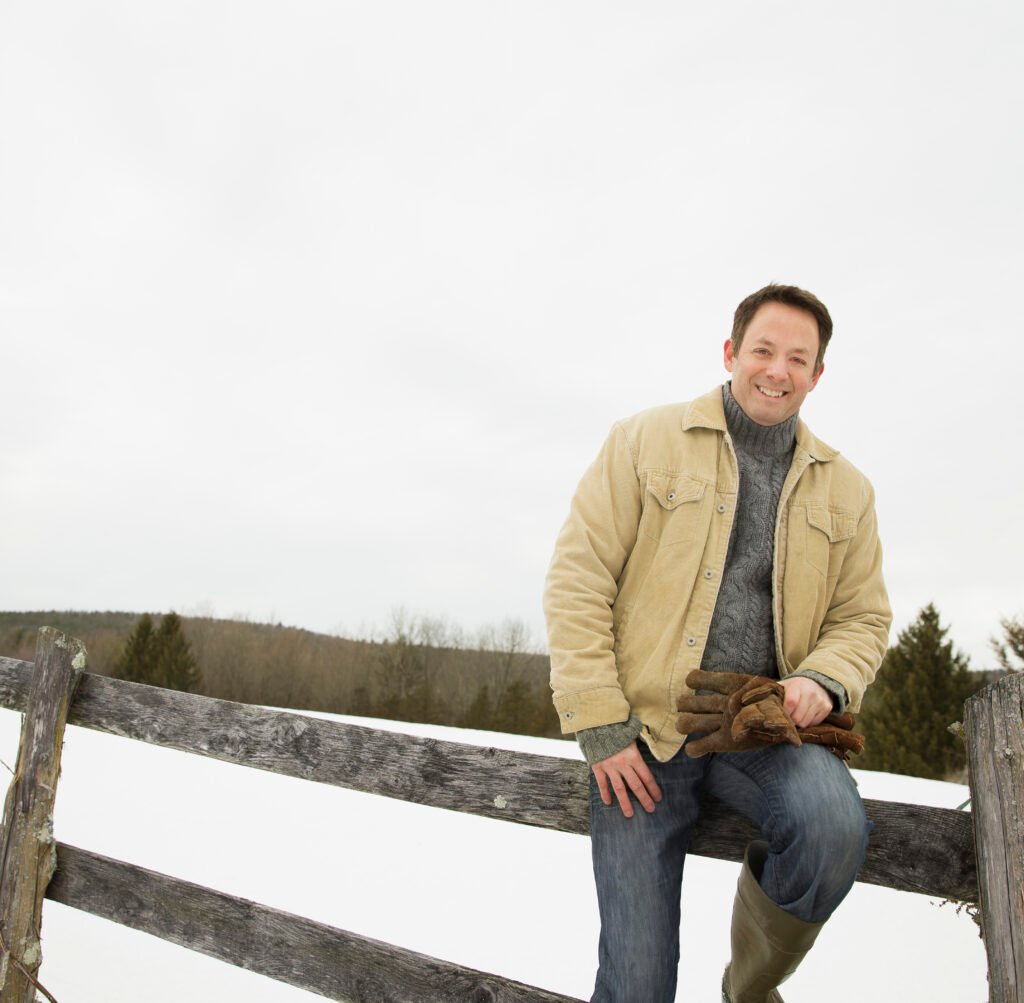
[2,1,1021,668]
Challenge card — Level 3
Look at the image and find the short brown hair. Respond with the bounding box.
[732,284,833,372]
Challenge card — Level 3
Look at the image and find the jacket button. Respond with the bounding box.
[704,569,714,579]
[564,711,574,720]
[686,636,697,646]
[668,492,676,501]
[716,503,727,514]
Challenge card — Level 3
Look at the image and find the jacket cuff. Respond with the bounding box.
[790,669,848,714]
[553,687,632,733]
[576,715,643,765]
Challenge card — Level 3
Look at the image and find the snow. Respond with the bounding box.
[0,708,987,1002]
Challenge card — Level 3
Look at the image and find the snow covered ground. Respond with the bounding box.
[0,708,987,1002]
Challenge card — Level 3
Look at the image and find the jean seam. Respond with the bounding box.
[706,753,785,899]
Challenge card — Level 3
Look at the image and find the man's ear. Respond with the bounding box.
[723,338,735,373]
[809,362,825,391]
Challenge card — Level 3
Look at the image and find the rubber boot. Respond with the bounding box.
[721,842,824,1003]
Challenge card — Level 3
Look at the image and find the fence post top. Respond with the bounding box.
[36,627,88,671]
[967,670,1023,708]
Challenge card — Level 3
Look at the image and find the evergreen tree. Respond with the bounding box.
[857,603,981,780]
[991,614,1024,673]
[114,613,157,683]
[153,612,201,692]
[114,612,201,692]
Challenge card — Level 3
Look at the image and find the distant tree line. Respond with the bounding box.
[349,611,553,735]
[0,610,560,738]
[1,606,1020,774]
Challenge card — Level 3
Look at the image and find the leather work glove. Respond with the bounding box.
[676,670,801,757]
[797,712,866,762]
[676,669,866,761]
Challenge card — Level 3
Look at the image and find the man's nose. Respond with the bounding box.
[765,357,787,381]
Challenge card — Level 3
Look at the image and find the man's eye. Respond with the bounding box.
[791,358,807,367]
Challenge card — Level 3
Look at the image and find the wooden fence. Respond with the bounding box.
[0,627,1019,1002]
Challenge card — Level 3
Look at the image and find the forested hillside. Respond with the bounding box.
[0,611,563,739]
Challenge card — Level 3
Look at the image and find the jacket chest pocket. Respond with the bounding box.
[803,505,857,577]
[640,473,706,547]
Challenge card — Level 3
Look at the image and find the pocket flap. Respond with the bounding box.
[807,506,857,542]
[647,473,706,510]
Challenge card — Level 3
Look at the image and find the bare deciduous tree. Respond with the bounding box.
[991,614,1024,673]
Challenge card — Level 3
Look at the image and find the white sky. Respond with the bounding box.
[2,1,1022,666]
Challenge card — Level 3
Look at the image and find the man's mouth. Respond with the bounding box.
[756,385,786,399]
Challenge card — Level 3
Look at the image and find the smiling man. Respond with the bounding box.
[544,284,891,1002]
[724,300,822,427]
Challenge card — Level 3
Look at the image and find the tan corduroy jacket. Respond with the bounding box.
[544,386,892,762]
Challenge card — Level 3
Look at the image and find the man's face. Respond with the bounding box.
[723,302,824,426]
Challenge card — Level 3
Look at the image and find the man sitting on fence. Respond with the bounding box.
[543,283,891,1002]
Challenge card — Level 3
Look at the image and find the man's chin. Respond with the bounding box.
[735,394,791,427]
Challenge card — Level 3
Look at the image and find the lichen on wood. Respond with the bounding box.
[0,627,84,1003]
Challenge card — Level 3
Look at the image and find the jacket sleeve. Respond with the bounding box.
[794,484,892,713]
[543,422,642,733]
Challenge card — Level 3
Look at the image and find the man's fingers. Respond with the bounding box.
[630,761,662,811]
[787,693,830,728]
[609,766,656,815]
[782,685,801,719]
[609,774,635,817]
[786,698,811,728]
[645,770,663,804]
[780,677,832,728]
[593,743,663,817]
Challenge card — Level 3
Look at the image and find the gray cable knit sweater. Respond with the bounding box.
[576,384,847,765]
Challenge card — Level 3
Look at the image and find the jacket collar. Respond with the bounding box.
[680,384,839,463]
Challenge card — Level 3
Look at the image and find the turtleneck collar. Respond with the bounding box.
[722,382,798,457]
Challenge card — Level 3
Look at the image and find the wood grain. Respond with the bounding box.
[965,672,1024,1003]
[47,843,584,1002]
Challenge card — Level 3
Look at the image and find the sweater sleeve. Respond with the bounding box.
[576,715,643,765]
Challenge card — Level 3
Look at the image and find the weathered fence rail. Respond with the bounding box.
[0,654,979,899]
[47,843,573,1003]
[0,630,1018,1001]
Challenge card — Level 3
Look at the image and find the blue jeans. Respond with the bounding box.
[588,740,870,1003]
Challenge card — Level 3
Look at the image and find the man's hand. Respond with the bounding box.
[779,676,832,728]
[592,742,663,818]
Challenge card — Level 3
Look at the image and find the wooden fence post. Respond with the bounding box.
[965,671,1024,1003]
[0,628,85,1002]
